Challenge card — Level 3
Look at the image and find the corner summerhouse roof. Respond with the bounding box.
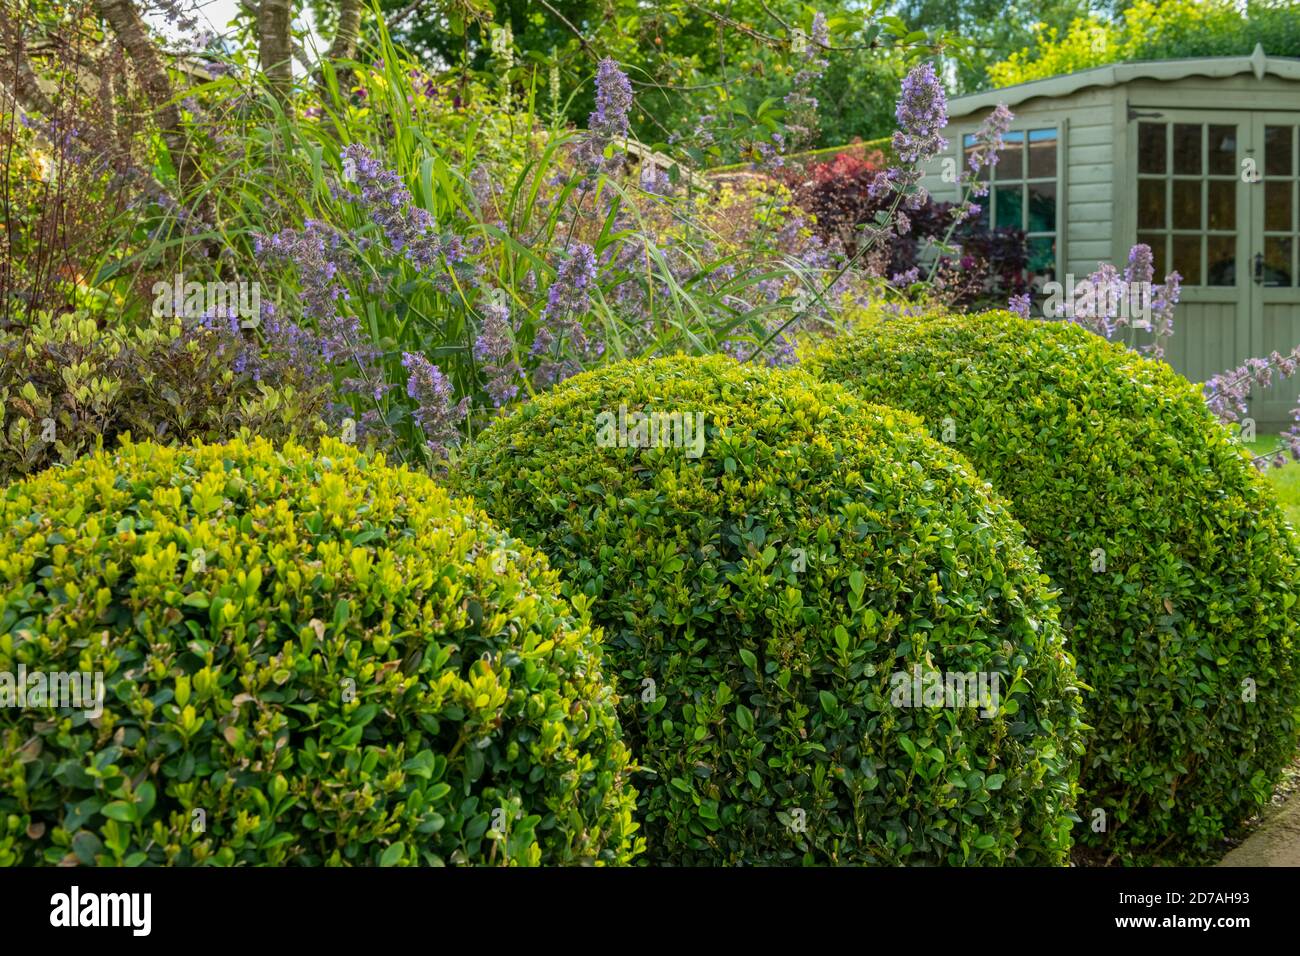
[949,44,1300,119]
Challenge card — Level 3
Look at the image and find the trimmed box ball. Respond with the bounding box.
[0,436,641,866]
[805,309,1300,863]
[453,355,1084,865]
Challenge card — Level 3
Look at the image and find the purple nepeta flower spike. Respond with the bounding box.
[401,352,469,460]
[542,242,598,323]
[893,63,948,166]
[966,103,1013,178]
[590,58,633,141]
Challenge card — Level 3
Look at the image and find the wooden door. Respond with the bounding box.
[1247,116,1300,428]
[1131,114,1252,399]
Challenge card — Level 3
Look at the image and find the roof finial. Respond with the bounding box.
[1251,42,1267,80]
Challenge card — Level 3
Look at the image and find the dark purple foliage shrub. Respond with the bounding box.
[787,151,1029,307]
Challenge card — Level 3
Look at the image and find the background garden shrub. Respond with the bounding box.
[0,436,640,866]
[0,311,333,483]
[453,355,1084,865]
[783,149,1029,307]
[804,309,1300,863]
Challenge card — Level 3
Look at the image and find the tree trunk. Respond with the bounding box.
[327,0,362,63]
[94,0,195,189]
[0,11,56,116]
[314,0,362,96]
[257,0,293,102]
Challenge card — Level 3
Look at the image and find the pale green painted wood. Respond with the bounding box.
[916,56,1300,426]
[948,46,1300,117]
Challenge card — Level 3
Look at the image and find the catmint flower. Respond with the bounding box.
[640,160,671,195]
[893,63,948,166]
[590,58,633,141]
[1143,270,1181,359]
[542,242,597,322]
[257,219,352,323]
[575,59,634,176]
[1008,293,1032,319]
[810,11,829,50]
[966,104,1013,176]
[470,166,498,207]
[473,287,524,406]
[1067,244,1180,358]
[1124,242,1155,287]
[756,134,786,171]
[401,352,469,460]
[339,144,444,271]
[530,243,603,388]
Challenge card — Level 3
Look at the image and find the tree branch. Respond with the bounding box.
[388,0,428,31]
[536,0,595,58]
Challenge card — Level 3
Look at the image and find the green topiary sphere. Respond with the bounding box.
[452,355,1084,865]
[0,436,641,866]
[805,309,1300,864]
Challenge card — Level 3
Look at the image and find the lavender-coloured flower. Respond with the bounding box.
[1123,242,1155,288]
[692,114,717,147]
[892,267,921,288]
[1008,292,1032,319]
[893,63,948,166]
[589,58,633,140]
[575,59,634,176]
[473,288,525,407]
[640,160,672,195]
[720,312,798,368]
[1142,269,1180,359]
[783,12,830,146]
[542,242,597,323]
[1066,244,1181,359]
[257,219,352,324]
[1071,261,1122,338]
[470,165,499,208]
[401,352,469,460]
[339,143,443,271]
[809,11,830,50]
[965,104,1013,178]
[755,135,786,171]
[1204,347,1300,431]
[528,243,604,389]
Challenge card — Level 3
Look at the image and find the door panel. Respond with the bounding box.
[1250,117,1300,428]
[1127,111,1300,430]
[1131,112,1251,393]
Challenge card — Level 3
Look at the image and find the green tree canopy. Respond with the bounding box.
[988,0,1300,89]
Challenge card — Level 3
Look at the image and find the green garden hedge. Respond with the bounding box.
[805,309,1300,863]
[453,355,1085,865]
[0,436,641,866]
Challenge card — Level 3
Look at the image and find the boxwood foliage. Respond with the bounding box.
[0,436,641,866]
[452,355,1084,865]
[804,309,1300,863]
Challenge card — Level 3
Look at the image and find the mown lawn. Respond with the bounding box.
[1248,437,1300,527]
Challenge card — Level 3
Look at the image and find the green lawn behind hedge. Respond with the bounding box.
[1251,437,1300,526]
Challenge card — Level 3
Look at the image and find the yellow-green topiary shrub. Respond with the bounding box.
[0,436,641,866]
